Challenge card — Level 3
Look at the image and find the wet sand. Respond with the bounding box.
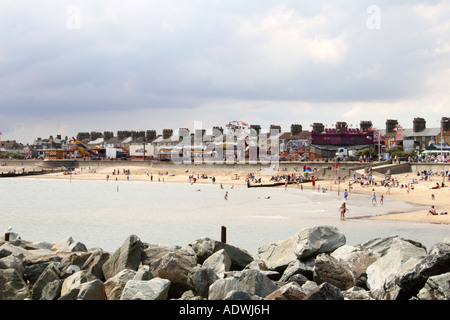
[6,161,450,225]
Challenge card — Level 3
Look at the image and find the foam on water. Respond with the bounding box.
[0,177,448,253]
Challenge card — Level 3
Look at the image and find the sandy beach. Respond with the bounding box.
[5,161,450,225]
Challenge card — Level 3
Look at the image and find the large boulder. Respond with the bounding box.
[313,253,356,291]
[77,279,104,300]
[397,242,450,299]
[331,244,380,289]
[208,269,277,300]
[258,226,346,271]
[190,237,216,263]
[40,279,63,300]
[102,235,144,280]
[417,272,450,300]
[81,249,110,281]
[361,236,426,257]
[32,262,61,300]
[279,258,315,282]
[303,282,344,300]
[51,236,87,253]
[141,245,197,299]
[366,237,427,300]
[0,242,31,260]
[0,255,25,279]
[58,251,92,278]
[0,269,31,300]
[265,282,307,300]
[190,238,253,270]
[120,278,171,300]
[104,269,136,300]
[188,267,220,299]
[202,249,231,278]
[61,270,98,297]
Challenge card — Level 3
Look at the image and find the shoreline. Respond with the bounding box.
[8,162,450,225]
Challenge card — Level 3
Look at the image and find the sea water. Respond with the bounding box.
[0,177,448,254]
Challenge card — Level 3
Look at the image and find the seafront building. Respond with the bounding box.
[2,117,449,162]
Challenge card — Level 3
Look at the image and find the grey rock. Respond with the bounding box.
[313,253,356,291]
[301,280,318,295]
[417,272,450,300]
[104,268,136,300]
[189,267,220,298]
[366,237,427,300]
[120,278,171,300]
[32,262,61,300]
[0,242,31,260]
[51,236,87,253]
[214,242,254,270]
[102,235,144,280]
[190,237,216,263]
[331,244,380,289]
[24,262,52,285]
[257,226,345,271]
[142,245,197,299]
[223,290,264,300]
[397,242,450,299]
[77,279,104,300]
[361,236,426,257]
[61,270,98,297]
[280,259,314,282]
[40,279,63,300]
[202,249,231,278]
[0,255,25,279]
[58,252,92,278]
[208,269,277,300]
[81,249,110,281]
[303,282,344,300]
[190,237,253,270]
[0,269,31,300]
[265,282,306,300]
[133,265,153,281]
[343,286,374,300]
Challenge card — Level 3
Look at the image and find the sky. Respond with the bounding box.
[1,0,449,144]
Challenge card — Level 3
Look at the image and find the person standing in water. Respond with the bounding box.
[371,189,377,205]
[224,191,228,200]
[339,203,348,220]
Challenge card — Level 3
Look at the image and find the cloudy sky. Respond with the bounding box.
[1,0,449,144]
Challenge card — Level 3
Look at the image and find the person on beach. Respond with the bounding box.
[380,194,384,205]
[344,189,348,201]
[428,206,437,215]
[371,189,376,205]
[339,202,348,220]
[224,191,228,200]
[428,205,448,215]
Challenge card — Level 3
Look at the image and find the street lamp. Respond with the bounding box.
[143,136,146,161]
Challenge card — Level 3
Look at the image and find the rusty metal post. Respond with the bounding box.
[221,226,227,244]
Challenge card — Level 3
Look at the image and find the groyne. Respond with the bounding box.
[1,226,449,301]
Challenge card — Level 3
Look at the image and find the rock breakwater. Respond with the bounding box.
[0,226,449,300]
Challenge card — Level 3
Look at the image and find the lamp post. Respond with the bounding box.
[143,136,146,161]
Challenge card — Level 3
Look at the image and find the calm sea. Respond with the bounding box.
[0,177,448,254]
